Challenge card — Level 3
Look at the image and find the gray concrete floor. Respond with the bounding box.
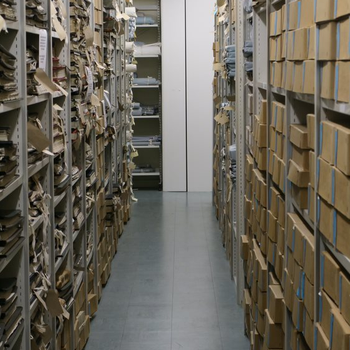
[85,191,249,350]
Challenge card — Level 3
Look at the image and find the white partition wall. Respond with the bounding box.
[161,0,187,192]
[186,0,215,192]
[162,0,214,192]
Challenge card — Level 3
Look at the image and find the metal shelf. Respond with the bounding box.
[54,191,67,208]
[133,115,160,119]
[28,157,50,178]
[134,145,160,149]
[54,242,70,273]
[271,86,286,96]
[132,85,160,89]
[137,24,159,28]
[323,236,350,275]
[0,176,22,201]
[29,215,44,233]
[27,94,50,106]
[0,100,22,114]
[135,55,160,58]
[321,98,350,115]
[133,172,160,177]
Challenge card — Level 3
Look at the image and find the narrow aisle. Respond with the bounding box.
[85,192,249,350]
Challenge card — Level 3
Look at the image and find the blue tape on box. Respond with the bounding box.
[316,27,320,59]
[320,123,323,155]
[331,168,335,205]
[333,210,337,246]
[317,196,321,224]
[336,22,340,60]
[339,274,343,309]
[275,12,278,35]
[330,313,334,348]
[335,63,339,101]
[314,0,317,22]
[292,227,296,252]
[302,272,306,299]
[319,293,323,321]
[334,0,338,19]
[297,2,301,28]
[273,63,275,84]
[274,105,278,127]
[348,20,350,56]
[302,61,306,91]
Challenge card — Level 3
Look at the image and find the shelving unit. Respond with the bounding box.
[130,0,162,190]
[214,0,350,349]
[0,1,134,350]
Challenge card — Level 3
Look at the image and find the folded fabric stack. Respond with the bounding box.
[0,277,23,349]
[133,135,162,146]
[0,44,18,102]
[129,16,136,39]
[225,45,236,78]
[243,41,253,57]
[135,42,161,56]
[0,0,16,21]
[0,210,24,260]
[136,15,155,25]
[26,0,48,28]
[132,102,142,116]
[245,62,253,73]
[53,57,68,90]
[133,76,160,86]
[0,130,18,189]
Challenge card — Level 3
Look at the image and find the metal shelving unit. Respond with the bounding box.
[0,1,133,350]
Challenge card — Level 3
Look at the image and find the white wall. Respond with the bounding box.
[186,0,214,191]
[162,0,214,192]
[161,0,187,192]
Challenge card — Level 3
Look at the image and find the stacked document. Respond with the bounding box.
[133,135,162,147]
[135,42,161,56]
[26,0,48,28]
[0,0,16,21]
[224,45,235,78]
[0,44,18,102]
[133,76,160,86]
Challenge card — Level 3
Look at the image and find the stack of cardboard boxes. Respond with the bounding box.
[317,120,350,261]
[285,213,314,349]
[252,100,267,172]
[269,101,286,194]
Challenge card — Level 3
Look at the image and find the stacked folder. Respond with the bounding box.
[0,0,16,21]
[0,278,23,349]
[26,0,48,28]
[52,57,68,91]
[56,268,72,302]
[53,111,65,155]
[0,129,18,189]
[26,45,44,96]
[0,44,18,102]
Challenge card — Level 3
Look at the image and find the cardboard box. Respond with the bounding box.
[292,61,304,93]
[291,183,308,209]
[282,31,286,58]
[257,289,267,314]
[290,124,309,149]
[334,166,350,219]
[279,159,286,193]
[320,289,337,339]
[335,61,350,103]
[276,132,284,159]
[288,1,301,30]
[284,269,295,311]
[287,213,303,250]
[309,151,316,188]
[335,211,350,260]
[308,185,315,223]
[271,101,285,133]
[322,251,340,306]
[339,273,350,327]
[321,61,336,100]
[304,228,315,283]
[317,157,333,204]
[304,274,314,320]
[268,284,284,324]
[270,186,280,218]
[277,195,285,227]
[288,159,309,188]
[303,307,314,348]
[268,210,278,242]
[293,28,309,60]
[88,294,98,317]
[318,197,334,243]
[277,224,285,255]
[270,61,283,87]
[292,294,304,331]
[335,0,350,18]
[308,25,316,59]
[270,126,277,152]
[307,114,315,150]
[302,60,315,95]
[270,36,283,61]
[267,239,277,266]
[337,17,350,60]
[260,99,267,123]
[285,60,294,91]
[315,0,335,22]
[320,120,337,165]
[292,145,310,171]
[241,235,249,260]
[270,10,282,37]
[315,323,330,350]
[318,22,337,60]
[263,309,284,349]
[257,147,267,171]
[331,308,350,350]
[300,0,315,28]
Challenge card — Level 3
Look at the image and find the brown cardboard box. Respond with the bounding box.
[277,195,285,227]
[257,288,267,314]
[303,308,314,349]
[331,308,350,350]
[335,122,350,175]
[321,61,336,99]
[277,224,285,255]
[282,31,287,58]
[260,99,267,123]
[320,120,336,165]
[292,294,304,331]
[270,10,282,37]
[304,230,315,283]
[300,0,315,28]
[320,289,337,339]
[285,60,294,91]
[317,157,333,204]
[334,166,350,219]
[308,185,315,223]
[284,269,294,311]
[315,323,330,350]
[246,154,254,181]
[257,147,267,172]
[275,250,284,282]
[293,61,304,93]
[290,124,309,149]
[291,183,308,209]
[335,0,350,18]
[336,211,350,260]
[268,284,284,324]
[88,294,98,317]
[307,114,315,150]
[267,239,277,266]
[279,159,286,193]
[288,159,309,188]
[292,145,310,171]
[271,101,285,133]
[270,186,280,218]
[287,248,295,280]
[276,132,284,159]
[315,0,335,22]
[337,17,350,60]
[340,272,350,325]
[241,235,249,260]
[318,22,337,60]
[287,213,303,251]
[270,61,283,87]
[270,126,277,152]
[272,154,281,185]
[322,251,340,306]
[288,1,301,31]
[304,275,314,320]
[309,151,316,188]
[293,28,309,60]
[318,197,334,242]
[270,36,283,61]
[302,60,315,95]
[263,309,284,349]
[336,61,350,103]
[308,25,316,59]
[268,210,278,242]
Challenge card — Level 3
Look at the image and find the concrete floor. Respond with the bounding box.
[85,191,249,350]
